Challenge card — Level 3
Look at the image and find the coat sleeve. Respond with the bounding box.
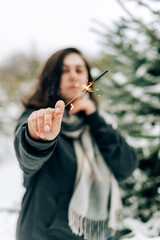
[86,111,138,181]
[14,108,57,186]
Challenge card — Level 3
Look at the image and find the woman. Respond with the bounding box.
[14,47,137,240]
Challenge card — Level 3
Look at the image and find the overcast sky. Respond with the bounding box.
[1,0,130,64]
[2,0,157,66]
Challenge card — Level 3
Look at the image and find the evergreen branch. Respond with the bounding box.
[137,0,160,16]
[116,0,136,20]
[127,0,160,16]
[115,0,160,41]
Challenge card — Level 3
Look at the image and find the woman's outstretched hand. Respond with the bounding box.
[28,100,65,141]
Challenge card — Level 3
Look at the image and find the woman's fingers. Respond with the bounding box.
[44,108,55,133]
[51,100,65,133]
[28,100,65,141]
[37,109,45,138]
[28,111,39,138]
[54,100,65,117]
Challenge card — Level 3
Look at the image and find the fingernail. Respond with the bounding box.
[57,114,63,119]
[55,107,60,113]
[45,125,50,132]
[37,132,39,136]
[40,132,45,138]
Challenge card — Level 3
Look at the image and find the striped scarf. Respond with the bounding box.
[61,110,122,240]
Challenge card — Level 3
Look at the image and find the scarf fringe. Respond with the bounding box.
[68,209,115,240]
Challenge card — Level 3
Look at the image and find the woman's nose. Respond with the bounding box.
[70,70,77,80]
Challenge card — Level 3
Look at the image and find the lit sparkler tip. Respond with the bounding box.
[64,69,108,108]
[70,103,74,111]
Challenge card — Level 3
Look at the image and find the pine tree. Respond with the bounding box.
[92,0,160,236]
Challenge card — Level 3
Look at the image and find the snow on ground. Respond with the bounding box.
[0,136,160,240]
[0,212,19,240]
[123,215,160,239]
[0,135,24,240]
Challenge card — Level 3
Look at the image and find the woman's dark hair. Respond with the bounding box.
[22,47,98,109]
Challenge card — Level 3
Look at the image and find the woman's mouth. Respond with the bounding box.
[69,85,79,89]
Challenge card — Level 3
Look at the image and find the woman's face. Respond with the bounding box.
[59,53,88,104]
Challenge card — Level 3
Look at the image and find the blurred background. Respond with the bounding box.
[0,0,160,239]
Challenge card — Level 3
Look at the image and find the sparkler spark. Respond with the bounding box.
[70,103,74,110]
[65,69,108,108]
[83,84,93,92]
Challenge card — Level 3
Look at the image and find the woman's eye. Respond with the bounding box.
[76,69,83,73]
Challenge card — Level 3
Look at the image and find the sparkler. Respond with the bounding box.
[65,69,108,108]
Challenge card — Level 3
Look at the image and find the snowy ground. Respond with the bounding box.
[0,135,25,240]
[0,136,160,240]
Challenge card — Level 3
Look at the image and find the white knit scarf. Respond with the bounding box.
[61,110,122,240]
